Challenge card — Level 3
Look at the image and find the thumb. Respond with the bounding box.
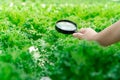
[73,33,84,39]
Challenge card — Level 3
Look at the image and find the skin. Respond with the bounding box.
[73,20,120,46]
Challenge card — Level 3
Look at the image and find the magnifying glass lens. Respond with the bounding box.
[56,22,76,31]
[55,20,77,34]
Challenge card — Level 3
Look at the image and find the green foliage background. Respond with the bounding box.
[0,0,120,80]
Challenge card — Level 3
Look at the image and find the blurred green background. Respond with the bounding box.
[0,0,120,80]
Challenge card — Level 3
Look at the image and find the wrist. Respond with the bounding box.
[93,33,104,46]
[93,33,109,46]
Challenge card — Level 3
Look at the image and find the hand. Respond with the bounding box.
[73,28,98,41]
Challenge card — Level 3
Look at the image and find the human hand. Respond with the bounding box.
[73,28,98,41]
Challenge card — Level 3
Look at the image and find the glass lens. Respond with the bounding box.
[56,21,76,31]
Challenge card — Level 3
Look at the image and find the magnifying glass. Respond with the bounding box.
[55,20,77,34]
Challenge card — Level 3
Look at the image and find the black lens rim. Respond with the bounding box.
[55,20,77,34]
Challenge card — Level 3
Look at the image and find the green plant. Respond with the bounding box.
[0,0,120,80]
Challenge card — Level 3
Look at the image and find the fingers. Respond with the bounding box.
[73,33,84,39]
[73,28,87,39]
[78,28,87,33]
